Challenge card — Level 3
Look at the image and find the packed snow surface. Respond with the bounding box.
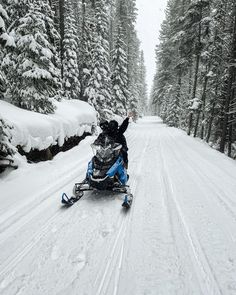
[1,116,236,294]
[0,100,97,152]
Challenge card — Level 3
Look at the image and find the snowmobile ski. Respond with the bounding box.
[61,192,83,207]
[122,193,133,209]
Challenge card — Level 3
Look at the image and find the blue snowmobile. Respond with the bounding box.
[61,135,133,208]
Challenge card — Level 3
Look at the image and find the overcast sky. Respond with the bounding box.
[135,0,168,95]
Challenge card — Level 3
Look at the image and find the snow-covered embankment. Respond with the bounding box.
[0,99,97,162]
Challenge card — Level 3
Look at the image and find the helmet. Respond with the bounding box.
[108,120,118,133]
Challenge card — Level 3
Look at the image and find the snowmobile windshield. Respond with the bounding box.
[91,136,122,163]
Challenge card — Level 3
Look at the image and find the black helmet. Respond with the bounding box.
[108,120,118,133]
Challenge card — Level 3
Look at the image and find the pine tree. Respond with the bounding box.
[137,51,148,116]
[82,0,112,118]
[0,4,15,165]
[62,0,80,99]
[111,24,129,116]
[79,2,95,101]
[0,3,9,98]
[152,0,236,158]
[2,0,62,114]
[0,117,15,162]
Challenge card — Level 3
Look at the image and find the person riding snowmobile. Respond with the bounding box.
[95,115,131,168]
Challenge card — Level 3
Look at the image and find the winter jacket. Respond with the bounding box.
[108,117,129,151]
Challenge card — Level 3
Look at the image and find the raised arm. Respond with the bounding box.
[118,117,129,134]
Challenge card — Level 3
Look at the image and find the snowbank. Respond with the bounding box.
[0,99,97,152]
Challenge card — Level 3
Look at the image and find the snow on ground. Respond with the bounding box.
[0,99,97,152]
[1,116,236,295]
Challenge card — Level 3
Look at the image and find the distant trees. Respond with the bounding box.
[151,0,236,157]
[137,50,148,115]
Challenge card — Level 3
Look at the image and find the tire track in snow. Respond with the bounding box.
[93,133,150,295]
[0,130,137,291]
[112,134,151,295]
[0,160,88,246]
[167,130,236,219]
[166,129,236,236]
[0,208,62,282]
[0,129,137,292]
[0,152,92,234]
[171,129,236,183]
[0,159,91,282]
[159,132,223,295]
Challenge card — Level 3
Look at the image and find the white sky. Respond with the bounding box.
[135,0,168,95]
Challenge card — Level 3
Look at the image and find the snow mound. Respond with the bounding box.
[0,100,97,152]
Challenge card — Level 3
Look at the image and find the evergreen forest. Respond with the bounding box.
[151,0,236,157]
[0,0,148,164]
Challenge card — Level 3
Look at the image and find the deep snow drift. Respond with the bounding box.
[0,99,97,152]
[1,116,236,295]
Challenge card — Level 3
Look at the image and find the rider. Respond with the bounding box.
[96,113,132,168]
[84,113,132,185]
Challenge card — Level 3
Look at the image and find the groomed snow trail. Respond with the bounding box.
[1,116,236,295]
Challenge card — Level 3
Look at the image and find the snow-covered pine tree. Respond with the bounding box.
[219,0,236,155]
[151,0,182,127]
[2,0,62,114]
[62,0,80,99]
[0,3,15,166]
[2,0,30,26]
[84,0,113,118]
[149,72,159,115]
[0,117,15,169]
[111,23,129,116]
[79,1,95,101]
[152,0,236,158]
[126,32,140,118]
[137,50,148,116]
[115,0,140,116]
[0,3,9,98]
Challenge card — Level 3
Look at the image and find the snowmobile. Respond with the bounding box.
[61,135,133,208]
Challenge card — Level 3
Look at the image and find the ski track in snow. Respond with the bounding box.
[1,117,236,295]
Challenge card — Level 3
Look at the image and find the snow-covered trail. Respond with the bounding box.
[1,116,236,295]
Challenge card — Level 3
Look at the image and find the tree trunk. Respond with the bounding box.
[193,110,200,138]
[206,101,216,143]
[194,69,208,138]
[188,6,202,136]
[177,70,182,127]
[228,117,232,157]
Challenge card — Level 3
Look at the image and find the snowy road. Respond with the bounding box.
[1,116,236,295]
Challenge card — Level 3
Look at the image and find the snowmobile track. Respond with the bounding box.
[0,208,62,281]
[0,156,93,282]
[166,130,236,224]
[93,135,150,295]
[0,157,90,235]
[159,134,223,295]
